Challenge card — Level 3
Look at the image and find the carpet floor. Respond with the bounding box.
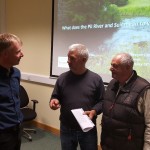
[21,127,61,150]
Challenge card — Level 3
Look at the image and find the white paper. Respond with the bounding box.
[71,108,95,132]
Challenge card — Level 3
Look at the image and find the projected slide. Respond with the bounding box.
[51,0,150,83]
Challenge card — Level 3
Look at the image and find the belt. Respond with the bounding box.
[0,124,21,133]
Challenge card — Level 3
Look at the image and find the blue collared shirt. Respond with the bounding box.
[0,65,23,129]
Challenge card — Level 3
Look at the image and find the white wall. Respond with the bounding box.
[5,0,102,144]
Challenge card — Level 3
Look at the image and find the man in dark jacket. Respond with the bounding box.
[101,53,150,150]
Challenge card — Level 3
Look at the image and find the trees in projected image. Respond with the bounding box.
[58,0,121,26]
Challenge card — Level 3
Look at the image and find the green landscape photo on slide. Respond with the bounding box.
[54,0,150,82]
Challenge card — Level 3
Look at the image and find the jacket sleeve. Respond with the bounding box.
[138,89,150,150]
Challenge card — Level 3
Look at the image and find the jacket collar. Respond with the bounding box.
[0,65,14,77]
[111,70,138,92]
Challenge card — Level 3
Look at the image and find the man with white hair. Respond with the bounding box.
[101,53,150,150]
[50,43,105,150]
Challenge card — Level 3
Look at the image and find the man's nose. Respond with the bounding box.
[19,51,24,57]
[110,66,113,71]
[67,58,71,64]
[21,52,24,57]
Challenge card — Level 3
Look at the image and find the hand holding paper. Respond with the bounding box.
[71,108,95,132]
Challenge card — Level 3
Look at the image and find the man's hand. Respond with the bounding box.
[84,110,97,120]
[49,99,60,110]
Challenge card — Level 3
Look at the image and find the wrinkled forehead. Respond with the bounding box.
[111,56,121,65]
[68,49,79,56]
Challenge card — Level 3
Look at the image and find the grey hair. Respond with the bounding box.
[68,43,89,61]
[115,52,134,68]
[0,33,22,53]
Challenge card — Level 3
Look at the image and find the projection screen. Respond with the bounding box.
[50,0,150,84]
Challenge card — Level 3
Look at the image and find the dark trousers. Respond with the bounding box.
[0,124,22,150]
[60,123,98,150]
